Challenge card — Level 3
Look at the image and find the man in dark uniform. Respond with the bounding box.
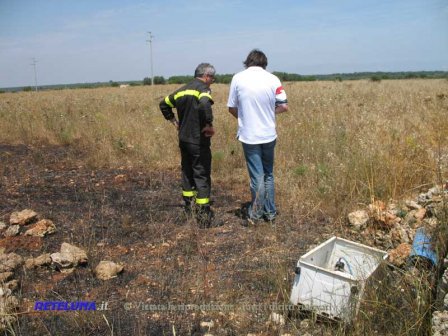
[159,63,218,228]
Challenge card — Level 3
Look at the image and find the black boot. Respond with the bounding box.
[197,205,224,228]
[183,196,195,217]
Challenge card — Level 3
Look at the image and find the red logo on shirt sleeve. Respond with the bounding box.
[275,86,284,95]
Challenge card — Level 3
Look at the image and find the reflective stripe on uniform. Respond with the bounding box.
[182,190,196,197]
[195,197,209,205]
[174,89,200,100]
[164,96,174,108]
[198,92,212,100]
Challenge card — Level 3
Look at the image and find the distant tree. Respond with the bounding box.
[22,86,33,92]
[153,76,166,85]
[215,74,233,84]
[110,81,119,87]
[168,76,193,84]
[143,77,152,85]
[370,75,382,82]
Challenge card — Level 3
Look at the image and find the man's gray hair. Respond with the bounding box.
[194,63,215,78]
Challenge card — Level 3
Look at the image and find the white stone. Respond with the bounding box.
[348,210,369,229]
[269,312,285,326]
[95,261,124,280]
[9,209,38,225]
[4,225,20,237]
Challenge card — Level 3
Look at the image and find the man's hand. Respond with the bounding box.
[202,125,215,137]
[170,118,179,130]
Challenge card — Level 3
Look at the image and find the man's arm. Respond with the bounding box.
[159,95,179,129]
[275,104,288,114]
[228,107,238,119]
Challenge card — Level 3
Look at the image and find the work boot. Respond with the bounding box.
[183,196,195,217]
[197,205,223,228]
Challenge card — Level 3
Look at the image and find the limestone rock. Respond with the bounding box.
[388,243,412,267]
[1,280,18,293]
[0,273,13,283]
[50,252,76,270]
[24,219,56,237]
[51,243,88,271]
[95,261,124,280]
[0,253,23,273]
[348,210,369,229]
[269,312,285,326]
[0,222,6,230]
[414,208,426,221]
[405,200,421,210]
[4,225,20,237]
[60,243,88,264]
[9,209,38,225]
[25,253,52,269]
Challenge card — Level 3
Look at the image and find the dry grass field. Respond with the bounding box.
[0,79,447,335]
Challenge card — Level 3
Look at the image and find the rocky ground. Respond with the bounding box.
[0,143,447,335]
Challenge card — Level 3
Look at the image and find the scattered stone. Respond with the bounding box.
[390,225,411,245]
[269,312,285,326]
[60,243,88,264]
[9,209,38,226]
[0,222,6,230]
[2,280,18,292]
[402,210,418,228]
[348,210,369,229]
[4,225,20,237]
[414,208,426,221]
[405,200,421,210]
[95,261,124,280]
[50,253,74,269]
[24,219,56,237]
[0,273,13,283]
[0,253,23,273]
[388,243,412,267]
[200,321,215,329]
[51,243,88,271]
[25,253,52,269]
[384,212,401,227]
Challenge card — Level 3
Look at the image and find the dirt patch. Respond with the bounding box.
[0,144,334,335]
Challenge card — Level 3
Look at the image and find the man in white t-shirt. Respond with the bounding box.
[227,49,288,224]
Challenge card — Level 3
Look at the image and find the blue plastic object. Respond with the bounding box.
[409,227,438,266]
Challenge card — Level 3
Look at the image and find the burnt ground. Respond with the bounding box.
[0,144,335,335]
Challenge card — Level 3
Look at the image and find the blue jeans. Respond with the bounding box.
[241,140,277,220]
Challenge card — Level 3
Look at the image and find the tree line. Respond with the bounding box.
[2,71,447,93]
[143,70,448,85]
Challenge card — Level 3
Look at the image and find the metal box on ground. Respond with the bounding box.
[290,236,388,322]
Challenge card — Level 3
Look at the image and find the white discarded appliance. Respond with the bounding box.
[290,236,387,322]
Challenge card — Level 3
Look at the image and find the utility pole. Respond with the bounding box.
[31,58,38,91]
[146,32,154,85]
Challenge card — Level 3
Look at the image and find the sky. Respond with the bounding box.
[0,0,447,88]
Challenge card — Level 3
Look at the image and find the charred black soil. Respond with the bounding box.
[0,144,334,335]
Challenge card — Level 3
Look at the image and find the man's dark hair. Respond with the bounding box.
[194,63,215,78]
[243,49,268,69]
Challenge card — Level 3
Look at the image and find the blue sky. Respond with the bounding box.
[0,0,447,88]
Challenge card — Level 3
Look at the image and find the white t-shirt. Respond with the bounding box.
[227,66,287,144]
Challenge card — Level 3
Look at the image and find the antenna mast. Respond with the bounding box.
[146,32,154,85]
[31,58,38,91]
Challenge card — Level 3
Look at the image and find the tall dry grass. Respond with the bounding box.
[1,79,447,220]
[1,80,447,335]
